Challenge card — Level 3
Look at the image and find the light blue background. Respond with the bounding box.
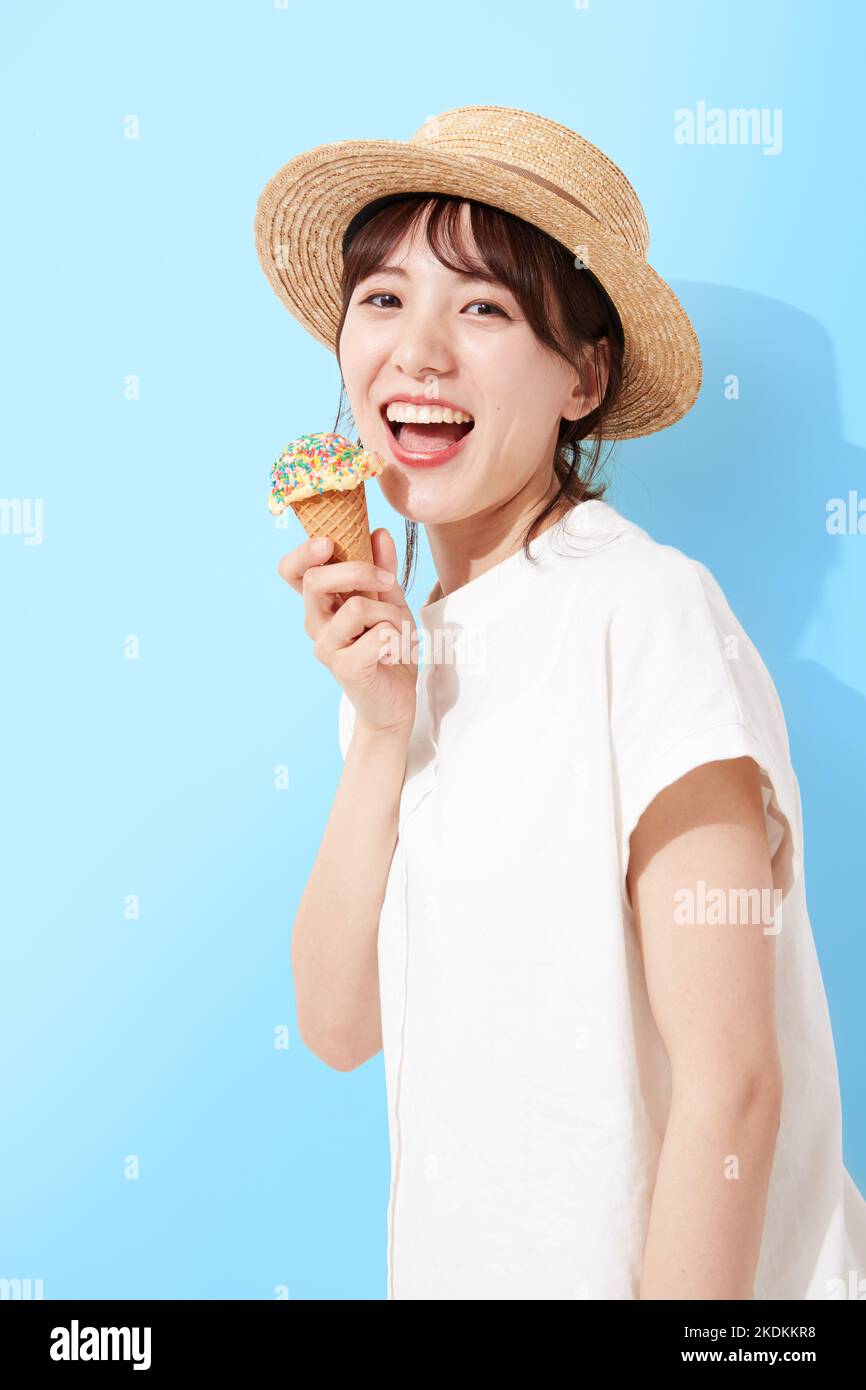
[1,0,864,1299]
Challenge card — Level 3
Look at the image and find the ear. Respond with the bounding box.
[561,336,611,422]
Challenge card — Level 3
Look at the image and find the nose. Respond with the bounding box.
[389,304,456,383]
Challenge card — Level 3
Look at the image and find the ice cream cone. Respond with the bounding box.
[291,485,378,598]
[289,481,373,566]
[268,432,386,600]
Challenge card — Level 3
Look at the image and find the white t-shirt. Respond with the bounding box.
[337,498,866,1300]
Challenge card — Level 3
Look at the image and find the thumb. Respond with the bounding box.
[370,528,404,599]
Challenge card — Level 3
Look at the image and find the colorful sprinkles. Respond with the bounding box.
[267,431,385,513]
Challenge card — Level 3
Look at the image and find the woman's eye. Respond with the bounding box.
[362,293,400,308]
[359,293,508,317]
[465,301,508,317]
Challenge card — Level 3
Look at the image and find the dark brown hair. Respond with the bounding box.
[332,193,625,595]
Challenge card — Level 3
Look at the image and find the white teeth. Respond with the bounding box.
[385,402,474,425]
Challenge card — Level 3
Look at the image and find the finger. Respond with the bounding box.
[370,527,397,578]
[304,556,396,600]
[318,595,415,663]
[370,528,407,605]
[277,536,334,595]
[302,556,397,637]
[332,620,405,677]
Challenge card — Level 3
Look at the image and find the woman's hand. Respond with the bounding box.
[278,526,419,739]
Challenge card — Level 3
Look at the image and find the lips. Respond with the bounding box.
[380,404,475,469]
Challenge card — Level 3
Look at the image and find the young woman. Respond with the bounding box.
[256,106,866,1300]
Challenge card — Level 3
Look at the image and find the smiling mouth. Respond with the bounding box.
[381,405,475,455]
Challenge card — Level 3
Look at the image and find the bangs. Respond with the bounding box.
[338,193,573,358]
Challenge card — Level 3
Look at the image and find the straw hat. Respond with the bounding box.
[253,105,702,440]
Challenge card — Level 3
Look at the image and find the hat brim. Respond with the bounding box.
[254,140,701,440]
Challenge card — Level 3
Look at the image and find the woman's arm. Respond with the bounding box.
[626,755,784,1300]
[281,535,419,1075]
[292,722,410,1072]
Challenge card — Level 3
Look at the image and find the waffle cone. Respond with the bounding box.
[290,482,378,599]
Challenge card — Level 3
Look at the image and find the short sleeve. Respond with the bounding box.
[337,689,357,761]
[608,554,802,907]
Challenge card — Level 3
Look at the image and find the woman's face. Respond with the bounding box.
[338,202,603,526]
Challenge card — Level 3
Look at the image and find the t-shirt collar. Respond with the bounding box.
[417,499,624,632]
